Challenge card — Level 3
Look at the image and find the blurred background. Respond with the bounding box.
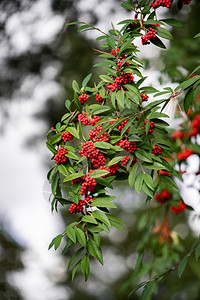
[0,0,200,299]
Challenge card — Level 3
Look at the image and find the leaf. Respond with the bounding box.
[82,73,92,88]
[134,171,144,194]
[160,174,178,190]
[161,18,183,28]
[63,171,84,182]
[71,262,81,281]
[46,141,57,154]
[48,234,62,250]
[92,105,112,115]
[74,227,86,248]
[50,133,61,144]
[140,86,158,94]
[144,174,154,190]
[135,150,153,163]
[96,177,113,189]
[150,36,166,49]
[129,281,146,297]
[74,92,82,111]
[67,126,79,139]
[51,172,59,196]
[141,280,157,300]
[82,215,98,224]
[110,220,125,231]
[175,75,200,91]
[128,162,138,188]
[104,67,117,76]
[57,165,68,176]
[99,75,113,83]
[178,256,188,278]
[81,254,90,281]
[142,183,154,198]
[66,21,83,26]
[121,2,133,11]
[184,88,194,113]
[156,27,173,40]
[87,239,103,264]
[89,170,110,178]
[195,243,200,260]
[68,247,84,269]
[108,156,124,166]
[94,141,113,149]
[91,196,116,208]
[66,224,76,243]
[107,214,125,226]
[93,233,101,247]
[72,80,80,93]
[92,210,111,226]
[194,32,200,39]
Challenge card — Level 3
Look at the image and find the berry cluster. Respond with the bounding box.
[110,48,120,55]
[117,139,137,154]
[79,141,106,168]
[79,93,89,104]
[181,0,191,4]
[78,113,91,125]
[177,149,193,161]
[117,58,129,69]
[106,73,134,92]
[143,120,155,134]
[90,115,100,126]
[106,83,118,92]
[140,93,149,102]
[121,156,130,166]
[187,113,200,137]
[172,130,184,140]
[80,176,96,195]
[117,118,131,132]
[89,125,110,143]
[152,146,162,156]
[69,200,85,213]
[71,177,82,185]
[61,131,73,142]
[141,28,157,45]
[96,93,104,102]
[108,163,121,175]
[170,200,187,214]
[154,189,171,204]
[53,147,67,164]
[150,0,172,9]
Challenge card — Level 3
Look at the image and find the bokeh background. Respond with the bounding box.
[0,0,200,299]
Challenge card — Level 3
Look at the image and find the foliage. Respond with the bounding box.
[46,0,200,297]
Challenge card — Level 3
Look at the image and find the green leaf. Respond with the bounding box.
[142,182,154,198]
[99,75,113,83]
[63,171,84,182]
[178,256,188,278]
[160,174,178,190]
[68,247,84,269]
[74,92,82,111]
[135,150,153,163]
[106,36,116,48]
[110,220,125,231]
[67,126,79,139]
[71,262,81,281]
[82,215,98,224]
[72,80,80,93]
[107,214,125,226]
[176,75,200,91]
[74,227,86,248]
[94,141,113,149]
[140,86,158,94]
[128,162,138,188]
[121,2,133,10]
[141,280,157,300]
[93,233,101,247]
[104,67,117,76]
[195,243,200,260]
[96,177,113,189]
[150,36,166,49]
[184,88,194,113]
[46,141,57,154]
[91,196,116,208]
[116,90,125,108]
[129,281,146,297]
[161,18,183,28]
[66,21,83,26]
[77,24,91,32]
[57,165,68,176]
[89,170,110,178]
[50,133,61,144]
[48,234,62,250]
[87,239,103,264]
[92,210,111,226]
[92,105,112,115]
[108,156,124,166]
[143,174,154,190]
[125,84,141,104]
[194,32,200,39]
[156,27,173,40]
[81,254,90,281]
[82,73,92,88]
[134,171,144,194]
[65,224,76,243]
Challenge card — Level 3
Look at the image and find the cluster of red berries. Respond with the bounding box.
[155,189,171,204]
[79,93,89,104]
[61,131,73,142]
[181,0,191,4]
[71,177,82,185]
[187,113,200,137]
[170,200,187,214]
[106,73,134,92]
[69,200,86,213]
[140,93,149,102]
[53,147,67,164]
[89,125,110,143]
[78,113,100,126]
[150,0,172,9]
[80,176,96,195]
[152,146,162,156]
[106,83,118,92]
[108,163,121,175]
[117,139,137,154]
[96,93,104,102]
[110,48,120,55]
[79,141,106,168]
[117,58,129,69]
[117,118,131,132]
[172,130,184,140]
[177,149,193,161]
[143,120,155,134]
[141,28,157,45]
[121,156,130,166]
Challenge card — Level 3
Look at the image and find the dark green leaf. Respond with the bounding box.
[74,92,82,111]
[156,27,173,40]
[82,73,92,88]
[68,247,84,269]
[99,75,113,83]
[46,141,57,154]
[48,234,62,250]
[82,215,98,224]
[184,88,194,113]
[65,224,76,243]
[128,162,138,188]
[178,256,188,278]
[71,262,81,281]
[81,254,90,281]
[63,171,84,182]
[195,243,200,260]
[87,239,103,264]
[74,227,86,248]
[150,36,166,49]
[194,32,200,39]
[134,171,144,194]
[108,156,124,166]
[141,280,157,300]
[72,80,80,93]
[92,210,110,226]
[161,18,183,28]
[89,170,110,178]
